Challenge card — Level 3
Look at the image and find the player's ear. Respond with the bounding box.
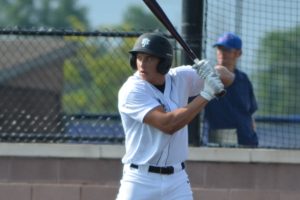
[238,50,242,57]
[234,49,242,58]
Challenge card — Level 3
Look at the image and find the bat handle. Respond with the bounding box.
[216,90,226,97]
[193,58,227,98]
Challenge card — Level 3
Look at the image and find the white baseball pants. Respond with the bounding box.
[116,163,193,200]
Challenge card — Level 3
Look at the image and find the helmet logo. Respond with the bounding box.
[141,38,150,47]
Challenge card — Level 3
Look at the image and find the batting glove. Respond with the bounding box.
[200,73,224,101]
[192,59,218,80]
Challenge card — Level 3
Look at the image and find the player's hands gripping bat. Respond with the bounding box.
[193,60,224,100]
[143,0,226,97]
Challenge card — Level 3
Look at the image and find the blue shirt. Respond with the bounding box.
[204,69,258,146]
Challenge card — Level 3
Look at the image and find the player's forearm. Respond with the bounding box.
[216,65,235,87]
[160,96,208,134]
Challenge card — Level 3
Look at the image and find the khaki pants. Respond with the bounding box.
[209,129,238,146]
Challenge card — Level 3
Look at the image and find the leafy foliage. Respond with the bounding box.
[122,5,166,31]
[62,36,135,114]
[0,1,165,115]
[256,26,300,115]
[62,5,164,114]
[0,0,89,29]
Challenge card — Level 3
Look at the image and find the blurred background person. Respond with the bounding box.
[203,32,259,147]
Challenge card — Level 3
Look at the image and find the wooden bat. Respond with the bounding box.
[143,0,226,97]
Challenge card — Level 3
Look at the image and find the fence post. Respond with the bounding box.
[181,0,204,146]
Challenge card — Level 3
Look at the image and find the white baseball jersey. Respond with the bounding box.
[118,65,204,166]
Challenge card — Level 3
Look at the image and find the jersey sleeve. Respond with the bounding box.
[172,65,204,97]
[118,80,160,123]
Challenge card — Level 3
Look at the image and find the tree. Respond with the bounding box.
[0,0,89,29]
[62,36,134,114]
[256,26,300,115]
[102,5,166,32]
[62,5,167,114]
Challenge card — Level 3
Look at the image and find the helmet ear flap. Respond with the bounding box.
[157,57,172,75]
[129,53,137,70]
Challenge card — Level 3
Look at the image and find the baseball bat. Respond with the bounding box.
[143,0,226,97]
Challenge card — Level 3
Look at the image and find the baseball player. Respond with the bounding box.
[116,32,233,200]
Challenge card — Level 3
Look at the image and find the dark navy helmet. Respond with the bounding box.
[129,32,173,75]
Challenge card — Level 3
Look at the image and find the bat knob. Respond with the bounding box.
[216,89,226,98]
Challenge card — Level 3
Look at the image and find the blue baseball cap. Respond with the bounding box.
[213,32,242,50]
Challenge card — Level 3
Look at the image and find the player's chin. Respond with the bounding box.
[139,72,148,80]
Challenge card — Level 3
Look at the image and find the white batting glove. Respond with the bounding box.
[193,59,217,80]
[200,74,224,101]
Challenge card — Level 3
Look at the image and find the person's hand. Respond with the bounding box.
[215,65,235,87]
[193,59,219,80]
[200,73,224,101]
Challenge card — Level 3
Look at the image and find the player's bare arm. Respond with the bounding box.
[143,95,208,135]
[143,62,225,135]
[215,65,235,87]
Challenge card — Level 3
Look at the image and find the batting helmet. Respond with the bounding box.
[129,32,173,75]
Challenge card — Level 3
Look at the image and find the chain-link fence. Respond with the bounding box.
[202,0,300,149]
[1,0,300,150]
[0,28,180,144]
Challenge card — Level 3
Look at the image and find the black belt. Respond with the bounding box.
[130,162,185,175]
